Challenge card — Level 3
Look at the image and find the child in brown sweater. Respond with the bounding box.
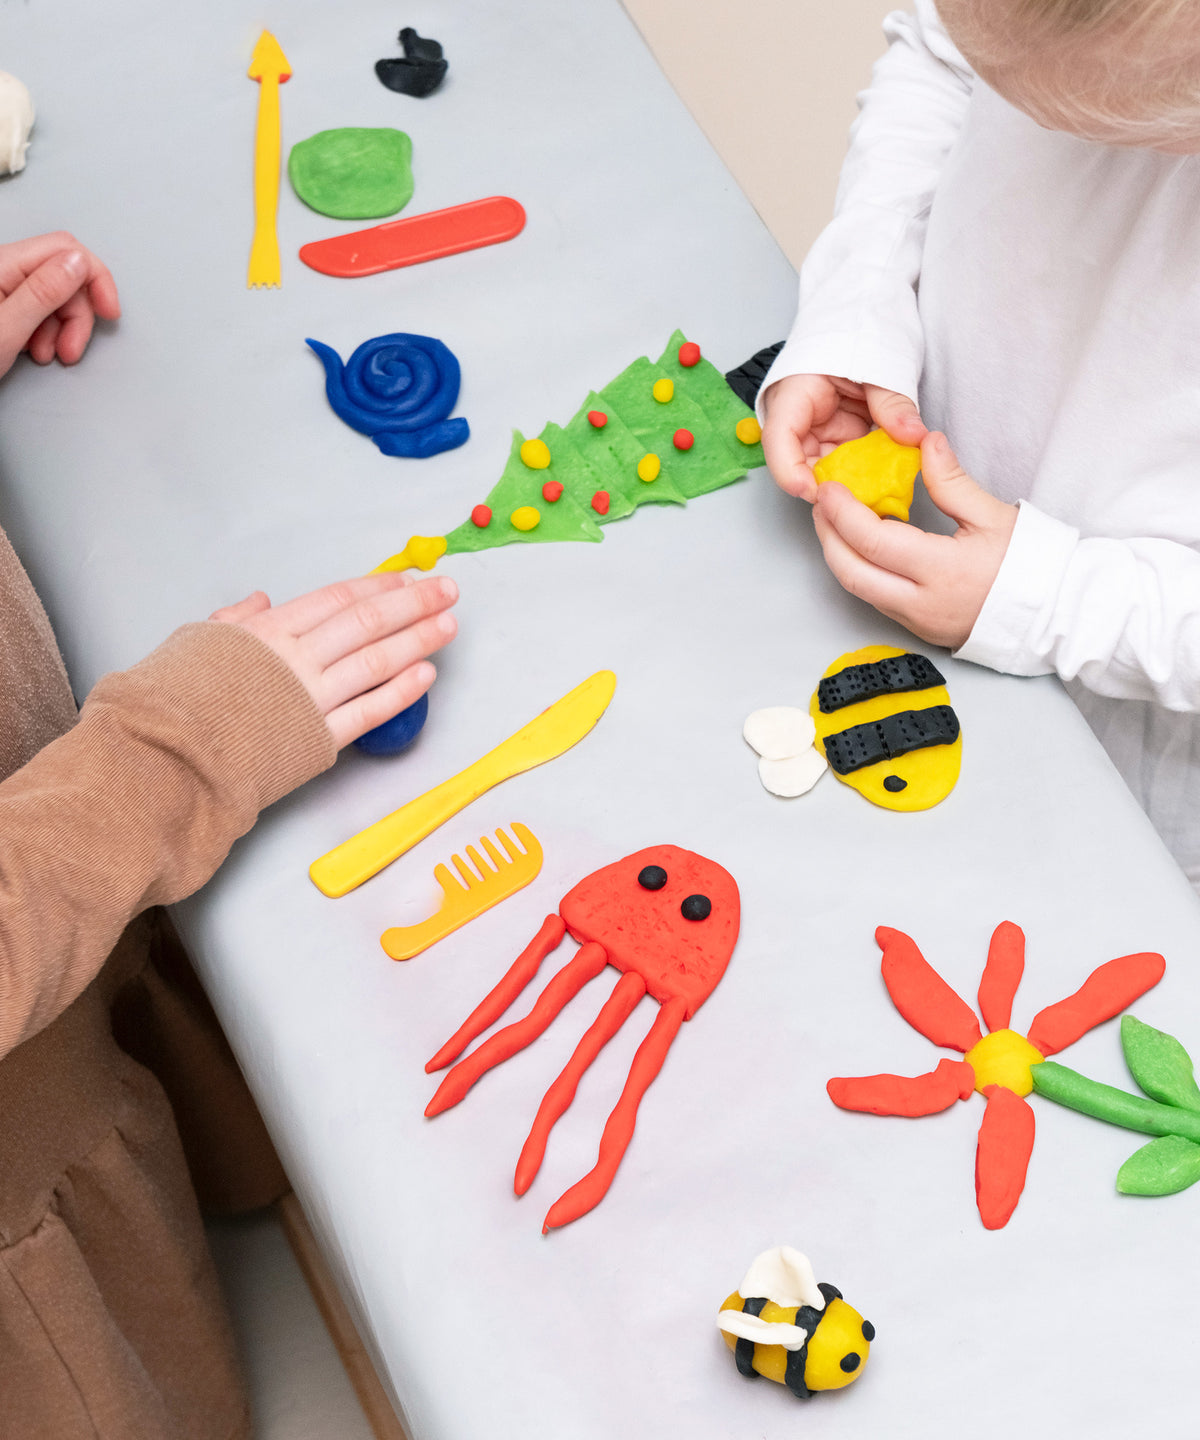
[0,232,458,1439]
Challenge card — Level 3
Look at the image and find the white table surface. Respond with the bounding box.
[5,3,1200,1437]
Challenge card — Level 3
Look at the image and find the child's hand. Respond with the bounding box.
[761,373,927,501]
[811,430,1017,650]
[211,572,459,748]
[0,233,121,375]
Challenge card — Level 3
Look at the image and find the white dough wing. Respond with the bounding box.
[758,750,827,797]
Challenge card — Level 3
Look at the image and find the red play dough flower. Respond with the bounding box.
[827,924,1164,1229]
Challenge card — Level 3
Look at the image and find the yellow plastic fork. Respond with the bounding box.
[380,824,543,961]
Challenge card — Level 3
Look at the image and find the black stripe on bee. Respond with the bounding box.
[735,1296,767,1377]
[817,653,946,713]
[823,705,960,776]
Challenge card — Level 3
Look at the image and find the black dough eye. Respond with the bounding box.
[861,1320,875,1342]
[638,865,667,891]
[883,775,907,792]
[839,1352,861,1373]
[680,894,711,921]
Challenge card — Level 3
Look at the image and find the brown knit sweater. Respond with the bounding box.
[0,528,336,1439]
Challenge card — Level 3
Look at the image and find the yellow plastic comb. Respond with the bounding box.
[380,824,543,960]
[247,31,291,288]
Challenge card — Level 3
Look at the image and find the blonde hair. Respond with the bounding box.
[937,0,1200,144]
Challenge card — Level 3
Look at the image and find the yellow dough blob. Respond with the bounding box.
[812,428,921,522]
[511,506,541,531]
[371,534,447,573]
[637,453,661,483]
[652,377,674,402]
[735,416,762,445]
[809,644,962,812]
[519,438,551,469]
[966,1029,1045,1098]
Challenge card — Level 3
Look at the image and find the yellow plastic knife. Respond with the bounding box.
[310,670,616,897]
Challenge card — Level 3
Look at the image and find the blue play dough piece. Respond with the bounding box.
[353,691,429,756]
[307,333,470,458]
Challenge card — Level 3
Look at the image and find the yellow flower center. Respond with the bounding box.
[964,1029,1045,1097]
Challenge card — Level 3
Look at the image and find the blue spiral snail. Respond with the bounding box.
[306,332,470,458]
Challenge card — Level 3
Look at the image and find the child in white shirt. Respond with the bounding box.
[759,0,1200,888]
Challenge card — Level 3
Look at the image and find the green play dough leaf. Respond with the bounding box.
[655,329,766,471]
[444,431,602,555]
[1121,1015,1200,1111]
[562,392,686,517]
[288,128,414,219]
[1117,1134,1200,1195]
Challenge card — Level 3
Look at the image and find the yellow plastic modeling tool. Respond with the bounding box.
[310,670,616,897]
[247,31,291,288]
[380,824,543,960]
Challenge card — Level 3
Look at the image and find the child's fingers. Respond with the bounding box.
[814,482,939,581]
[26,313,61,365]
[919,431,1011,531]
[318,609,457,715]
[813,501,920,615]
[53,289,100,365]
[210,591,272,623]
[323,661,437,750]
[262,571,415,635]
[302,574,457,667]
[863,384,927,445]
[0,250,90,371]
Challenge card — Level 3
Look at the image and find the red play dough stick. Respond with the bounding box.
[1026,951,1166,1056]
[514,971,647,1196]
[977,921,1026,1033]
[827,1057,976,1117]
[426,914,565,1073]
[877,926,983,1052]
[298,195,527,277]
[542,996,687,1232]
[425,941,607,1116]
[975,1084,1036,1229]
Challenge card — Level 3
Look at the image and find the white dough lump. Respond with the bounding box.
[743,706,827,797]
[0,73,34,175]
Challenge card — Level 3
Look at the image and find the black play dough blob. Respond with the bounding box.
[637,865,668,891]
[681,894,712,921]
[375,27,448,97]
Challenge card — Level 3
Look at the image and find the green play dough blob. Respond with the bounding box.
[288,127,414,220]
[445,431,602,556]
[1121,1015,1200,1112]
[444,332,760,557]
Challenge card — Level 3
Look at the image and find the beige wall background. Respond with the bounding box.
[620,0,896,268]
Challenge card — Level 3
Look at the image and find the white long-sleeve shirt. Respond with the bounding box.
[762,0,1200,888]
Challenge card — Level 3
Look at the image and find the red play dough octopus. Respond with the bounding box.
[424,845,740,1231]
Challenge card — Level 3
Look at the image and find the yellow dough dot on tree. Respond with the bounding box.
[651,378,674,402]
[735,416,762,445]
[812,428,921,522]
[519,438,552,469]
[637,453,661,483]
[510,506,541,531]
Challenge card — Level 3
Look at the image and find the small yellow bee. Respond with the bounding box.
[717,1246,874,1399]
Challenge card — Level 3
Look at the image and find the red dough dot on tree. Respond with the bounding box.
[673,428,694,451]
[591,490,610,515]
[587,410,608,428]
[678,341,701,367]
[542,481,564,503]
[471,504,492,528]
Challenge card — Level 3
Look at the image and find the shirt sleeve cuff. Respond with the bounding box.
[955,500,1080,676]
[755,333,923,425]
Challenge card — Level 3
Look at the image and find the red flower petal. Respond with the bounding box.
[977,921,1025,1033]
[877,926,983,1052]
[1026,952,1166,1056]
[975,1085,1036,1229]
[827,1058,976,1117]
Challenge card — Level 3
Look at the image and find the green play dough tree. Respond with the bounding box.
[288,128,414,220]
[442,332,762,558]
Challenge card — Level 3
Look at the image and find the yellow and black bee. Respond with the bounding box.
[810,644,962,811]
[717,1246,874,1398]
